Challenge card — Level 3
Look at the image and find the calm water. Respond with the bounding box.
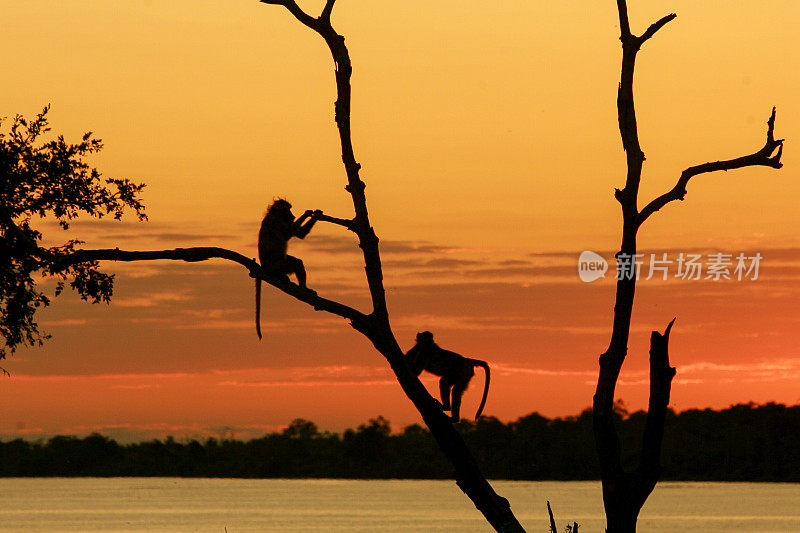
[0,478,798,532]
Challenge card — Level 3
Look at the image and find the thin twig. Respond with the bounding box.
[638,14,676,45]
[316,213,355,231]
[260,0,319,30]
[547,501,558,533]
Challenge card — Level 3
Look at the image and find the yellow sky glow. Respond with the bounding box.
[2,0,799,439]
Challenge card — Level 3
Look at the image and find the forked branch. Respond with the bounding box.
[320,0,336,23]
[258,0,337,31]
[616,0,675,45]
[615,10,674,196]
[616,0,632,38]
[638,108,784,226]
[259,0,319,30]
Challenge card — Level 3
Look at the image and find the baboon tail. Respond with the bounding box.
[473,360,490,419]
[255,278,263,340]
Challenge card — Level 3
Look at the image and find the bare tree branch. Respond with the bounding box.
[638,14,676,46]
[616,0,632,39]
[58,247,368,328]
[616,11,675,174]
[617,0,675,46]
[260,0,319,30]
[320,0,336,23]
[316,213,355,231]
[637,108,784,226]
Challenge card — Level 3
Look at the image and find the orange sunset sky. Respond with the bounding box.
[2,0,799,442]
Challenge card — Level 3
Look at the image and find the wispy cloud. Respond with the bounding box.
[219,379,397,388]
[304,235,460,255]
[104,232,237,242]
[9,365,391,385]
[217,365,395,388]
[679,358,800,382]
[493,364,595,377]
[40,319,88,327]
[38,219,237,245]
[392,313,544,332]
[175,316,342,333]
[10,371,194,382]
[114,290,193,308]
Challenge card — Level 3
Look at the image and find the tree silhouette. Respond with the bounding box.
[0,106,146,369]
[0,2,524,531]
[594,2,784,532]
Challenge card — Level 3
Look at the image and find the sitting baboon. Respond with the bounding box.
[405,331,490,421]
[255,199,321,339]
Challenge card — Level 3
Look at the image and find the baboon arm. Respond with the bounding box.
[404,347,426,376]
[291,210,312,234]
[294,220,316,239]
[294,211,321,239]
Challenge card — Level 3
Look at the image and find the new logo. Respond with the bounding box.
[578,251,608,282]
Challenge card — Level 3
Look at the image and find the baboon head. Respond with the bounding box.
[267,198,292,216]
[415,331,434,346]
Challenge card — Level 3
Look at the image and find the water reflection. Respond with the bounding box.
[0,479,797,532]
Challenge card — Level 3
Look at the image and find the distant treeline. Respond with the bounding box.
[3,402,799,480]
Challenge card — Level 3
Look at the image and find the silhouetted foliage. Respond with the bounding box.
[3,403,799,480]
[0,106,146,363]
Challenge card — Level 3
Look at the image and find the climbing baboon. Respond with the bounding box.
[405,331,490,421]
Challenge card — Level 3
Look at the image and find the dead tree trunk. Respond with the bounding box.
[256,4,524,529]
[594,2,784,532]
